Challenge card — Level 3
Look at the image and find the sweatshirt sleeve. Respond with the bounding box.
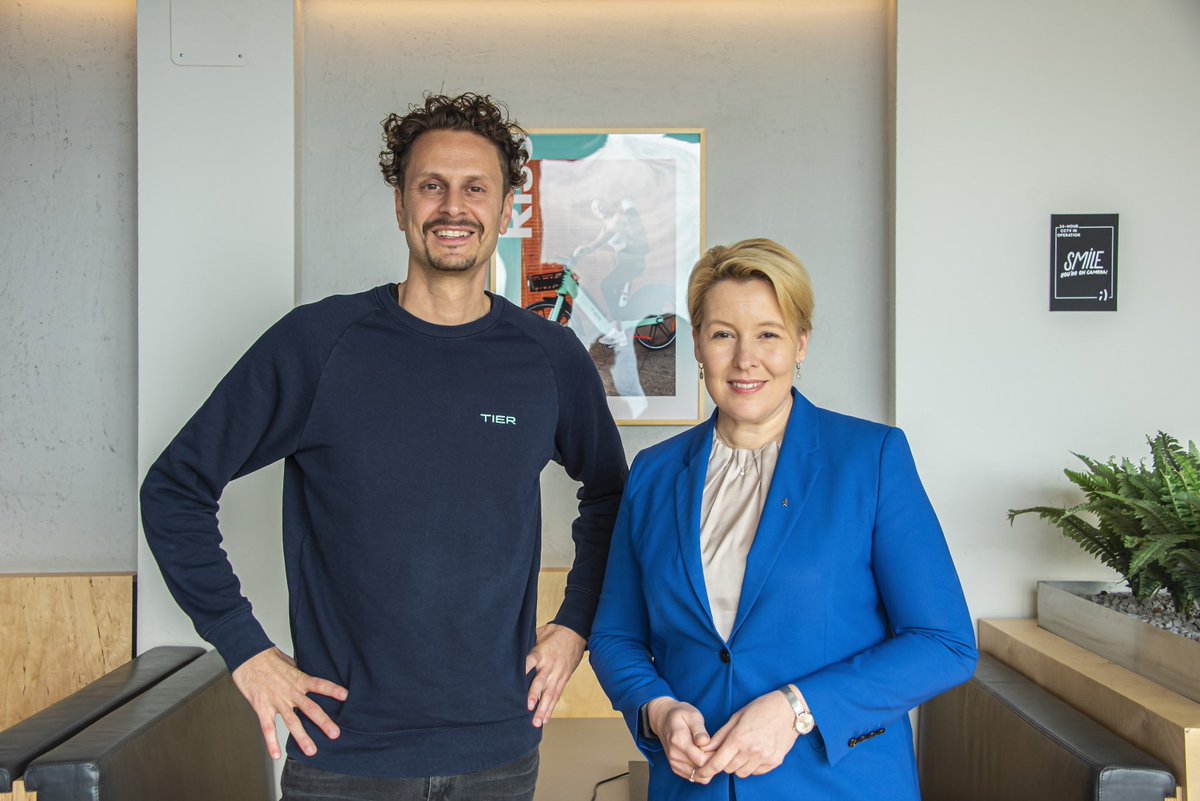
[547,336,629,639]
[139,308,330,672]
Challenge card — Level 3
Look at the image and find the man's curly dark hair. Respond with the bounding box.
[379,93,529,194]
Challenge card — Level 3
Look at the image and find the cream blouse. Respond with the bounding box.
[700,430,781,641]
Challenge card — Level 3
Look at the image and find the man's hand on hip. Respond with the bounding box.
[524,623,585,727]
[231,647,348,760]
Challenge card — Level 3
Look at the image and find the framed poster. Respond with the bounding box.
[495,130,705,425]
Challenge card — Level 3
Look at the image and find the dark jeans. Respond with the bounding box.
[280,748,538,801]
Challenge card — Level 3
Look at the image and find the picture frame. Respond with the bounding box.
[495,130,705,425]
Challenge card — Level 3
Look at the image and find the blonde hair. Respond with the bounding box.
[687,238,814,335]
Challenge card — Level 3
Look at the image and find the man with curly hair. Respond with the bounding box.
[141,93,627,799]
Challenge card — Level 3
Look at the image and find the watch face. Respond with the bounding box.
[794,711,815,735]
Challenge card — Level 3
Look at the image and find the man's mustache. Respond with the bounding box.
[423,218,483,235]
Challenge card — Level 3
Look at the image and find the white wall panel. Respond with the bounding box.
[895,0,1200,621]
[136,0,297,657]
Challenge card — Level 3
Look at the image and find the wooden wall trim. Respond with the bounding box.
[0,570,604,733]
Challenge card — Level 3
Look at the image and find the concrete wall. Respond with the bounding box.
[0,0,137,572]
[894,0,1200,621]
[298,0,890,564]
[6,0,888,593]
[11,0,1196,653]
[127,6,884,783]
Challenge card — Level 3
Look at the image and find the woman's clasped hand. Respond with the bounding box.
[650,690,804,785]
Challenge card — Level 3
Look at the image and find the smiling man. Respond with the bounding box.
[396,130,508,277]
[140,93,627,801]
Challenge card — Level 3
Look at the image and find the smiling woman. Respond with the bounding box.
[689,240,813,450]
[588,238,977,801]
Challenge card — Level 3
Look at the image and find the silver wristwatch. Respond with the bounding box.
[780,684,815,735]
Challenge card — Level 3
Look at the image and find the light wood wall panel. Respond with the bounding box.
[0,574,135,731]
[0,572,589,733]
[537,570,619,719]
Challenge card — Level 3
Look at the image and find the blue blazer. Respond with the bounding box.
[589,391,976,800]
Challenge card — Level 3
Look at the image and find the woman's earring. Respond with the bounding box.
[699,363,705,380]
[795,362,802,380]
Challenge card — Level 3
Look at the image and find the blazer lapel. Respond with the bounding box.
[675,412,717,629]
[729,390,822,642]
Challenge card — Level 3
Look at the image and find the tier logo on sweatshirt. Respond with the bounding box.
[480,413,517,425]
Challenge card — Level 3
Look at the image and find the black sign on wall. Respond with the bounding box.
[1050,214,1118,311]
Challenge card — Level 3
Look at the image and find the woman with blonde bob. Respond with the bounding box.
[589,238,976,800]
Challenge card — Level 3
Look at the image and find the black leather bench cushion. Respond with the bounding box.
[24,649,273,801]
[0,645,203,791]
[919,653,1176,801]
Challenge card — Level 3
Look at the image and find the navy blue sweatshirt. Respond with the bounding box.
[140,286,628,777]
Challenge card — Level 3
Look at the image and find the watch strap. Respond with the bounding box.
[780,684,815,735]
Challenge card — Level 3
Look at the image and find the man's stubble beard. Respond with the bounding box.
[425,250,477,273]
[418,221,487,273]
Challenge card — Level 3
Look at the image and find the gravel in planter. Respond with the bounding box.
[1087,590,1200,642]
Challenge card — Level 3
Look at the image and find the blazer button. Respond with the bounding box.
[719,648,730,664]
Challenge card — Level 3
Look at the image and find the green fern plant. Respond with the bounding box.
[1009,432,1200,615]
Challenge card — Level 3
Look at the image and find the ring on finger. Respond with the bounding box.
[689,768,696,783]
